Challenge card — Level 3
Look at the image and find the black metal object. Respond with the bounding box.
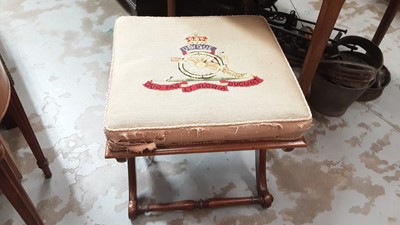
[134,0,259,16]
[177,0,258,16]
[259,7,347,67]
[117,0,136,15]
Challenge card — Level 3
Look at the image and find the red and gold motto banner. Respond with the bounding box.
[143,76,263,92]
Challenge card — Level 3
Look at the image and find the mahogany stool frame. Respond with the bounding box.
[106,138,306,219]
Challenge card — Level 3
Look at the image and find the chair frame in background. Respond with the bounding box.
[0,53,51,178]
[0,52,51,225]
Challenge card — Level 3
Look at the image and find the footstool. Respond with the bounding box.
[104,16,312,219]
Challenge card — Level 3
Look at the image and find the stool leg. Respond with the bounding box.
[0,154,44,225]
[128,157,138,219]
[9,86,52,178]
[255,150,273,208]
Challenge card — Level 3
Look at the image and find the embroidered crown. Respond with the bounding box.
[185,33,208,45]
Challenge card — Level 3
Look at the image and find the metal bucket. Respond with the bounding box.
[309,73,370,117]
[357,65,391,102]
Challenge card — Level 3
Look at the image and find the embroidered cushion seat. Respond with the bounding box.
[105,16,312,152]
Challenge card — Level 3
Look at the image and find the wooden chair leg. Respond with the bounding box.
[0,150,44,225]
[1,109,18,129]
[4,148,23,180]
[372,0,400,45]
[255,150,273,208]
[0,135,22,179]
[128,157,138,219]
[9,85,51,178]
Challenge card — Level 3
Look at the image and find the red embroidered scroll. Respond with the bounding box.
[143,76,263,92]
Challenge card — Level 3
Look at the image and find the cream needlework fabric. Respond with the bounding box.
[105,16,312,149]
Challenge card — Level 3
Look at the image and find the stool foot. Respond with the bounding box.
[260,192,274,208]
[255,150,274,208]
[37,159,52,179]
[128,200,138,220]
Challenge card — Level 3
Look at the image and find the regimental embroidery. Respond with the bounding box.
[143,33,263,92]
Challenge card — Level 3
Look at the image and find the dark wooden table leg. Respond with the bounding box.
[9,85,52,178]
[0,148,44,225]
[255,150,273,208]
[372,0,400,46]
[299,0,345,95]
[128,157,138,219]
[167,0,176,16]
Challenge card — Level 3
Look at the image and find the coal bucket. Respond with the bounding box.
[309,36,383,117]
[309,74,370,116]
